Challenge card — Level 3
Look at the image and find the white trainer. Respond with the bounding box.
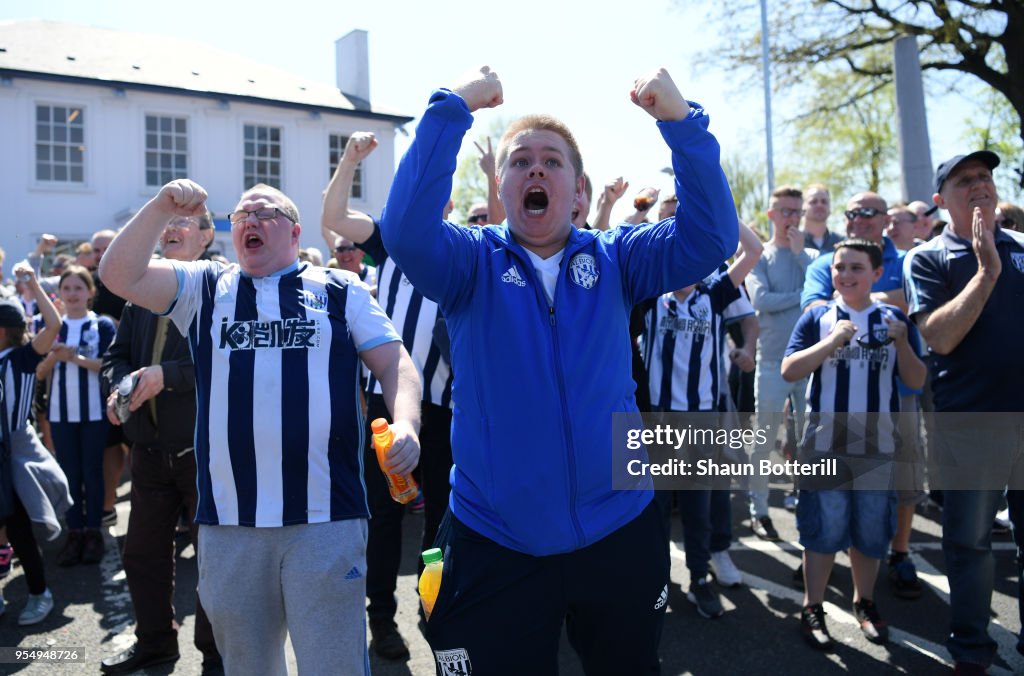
[18,589,53,626]
[710,550,742,587]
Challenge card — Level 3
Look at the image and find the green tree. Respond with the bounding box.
[780,58,899,199]
[707,0,1024,187]
[721,151,769,237]
[960,80,1024,201]
[451,117,510,222]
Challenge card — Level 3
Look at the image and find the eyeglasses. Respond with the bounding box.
[776,208,801,218]
[855,333,894,349]
[229,207,296,226]
[467,213,488,224]
[334,245,357,253]
[845,207,882,220]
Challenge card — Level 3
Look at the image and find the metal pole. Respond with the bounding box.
[893,35,934,202]
[760,0,775,193]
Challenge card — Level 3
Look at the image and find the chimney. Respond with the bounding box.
[336,29,370,105]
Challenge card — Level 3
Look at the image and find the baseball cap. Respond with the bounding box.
[0,298,27,328]
[934,151,1000,193]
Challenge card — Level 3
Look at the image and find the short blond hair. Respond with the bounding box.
[496,115,583,178]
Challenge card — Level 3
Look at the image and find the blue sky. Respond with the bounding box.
[3,0,978,224]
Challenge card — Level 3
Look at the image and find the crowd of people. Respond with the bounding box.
[0,64,1022,676]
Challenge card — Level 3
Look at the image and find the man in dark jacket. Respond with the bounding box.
[98,211,222,675]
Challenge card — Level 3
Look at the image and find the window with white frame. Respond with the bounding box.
[36,104,85,183]
[145,115,188,186]
[328,134,363,199]
[243,124,282,189]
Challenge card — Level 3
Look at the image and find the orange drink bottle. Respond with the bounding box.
[370,418,417,504]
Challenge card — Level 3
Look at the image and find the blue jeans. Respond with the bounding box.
[933,417,1024,667]
[51,419,109,529]
[942,490,1004,666]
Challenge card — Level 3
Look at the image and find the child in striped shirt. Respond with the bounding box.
[782,239,925,650]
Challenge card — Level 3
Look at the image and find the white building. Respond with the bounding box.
[0,19,411,273]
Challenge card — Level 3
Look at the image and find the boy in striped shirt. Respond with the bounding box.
[782,239,925,650]
[642,222,761,618]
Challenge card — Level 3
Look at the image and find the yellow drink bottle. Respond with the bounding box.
[419,548,444,619]
[370,418,418,504]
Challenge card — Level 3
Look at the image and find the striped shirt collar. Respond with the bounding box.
[239,260,300,279]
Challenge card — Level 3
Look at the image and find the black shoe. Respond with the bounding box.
[888,553,923,599]
[687,577,725,618]
[100,643,179,675]
[57,529,84,567]
[80,529,105,565]
[751,516,779,541]
[201,657,225,676]
[800,604,833,650]
[369,619,410,661]
[852,598,888,644]
[101,509,118,527]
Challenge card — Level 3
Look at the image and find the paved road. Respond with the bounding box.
[1,481,1021,675]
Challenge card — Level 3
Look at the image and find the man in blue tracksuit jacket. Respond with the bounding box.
[381,66,738,675]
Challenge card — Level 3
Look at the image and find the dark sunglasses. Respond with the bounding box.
[335,245,357,253]
[467,213,488,224]
[996,217,1017,229]
[855,333,893,349]
[844,207,882,220]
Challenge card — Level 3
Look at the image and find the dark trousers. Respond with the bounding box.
[710,488,732,553]
[655,489,711,577]
[122,443,218,660]
[364,395,453,624]
[5,495,46,595]
[426,500,669,676]
[51,419,108,529]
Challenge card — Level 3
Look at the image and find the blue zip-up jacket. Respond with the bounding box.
[381,89,738,556]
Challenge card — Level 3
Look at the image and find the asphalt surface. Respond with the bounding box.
[1,479,1022,675]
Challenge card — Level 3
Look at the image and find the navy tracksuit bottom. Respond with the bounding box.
[425,499,670,676]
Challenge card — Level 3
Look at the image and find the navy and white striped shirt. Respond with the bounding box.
[719,282,755,388]
[166,260,401,528]
[642,274,741,412]
[0,345,42,442]
[47,312,116,423]
[361,226,454,407]
[786,300,916,454]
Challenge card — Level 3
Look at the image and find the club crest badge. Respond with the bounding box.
[568,253,598,289]
[1011,252,1024,274]
[435,648,472,675]
[300,289,328,311]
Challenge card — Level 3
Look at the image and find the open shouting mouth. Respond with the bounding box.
[524,187,549,216]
